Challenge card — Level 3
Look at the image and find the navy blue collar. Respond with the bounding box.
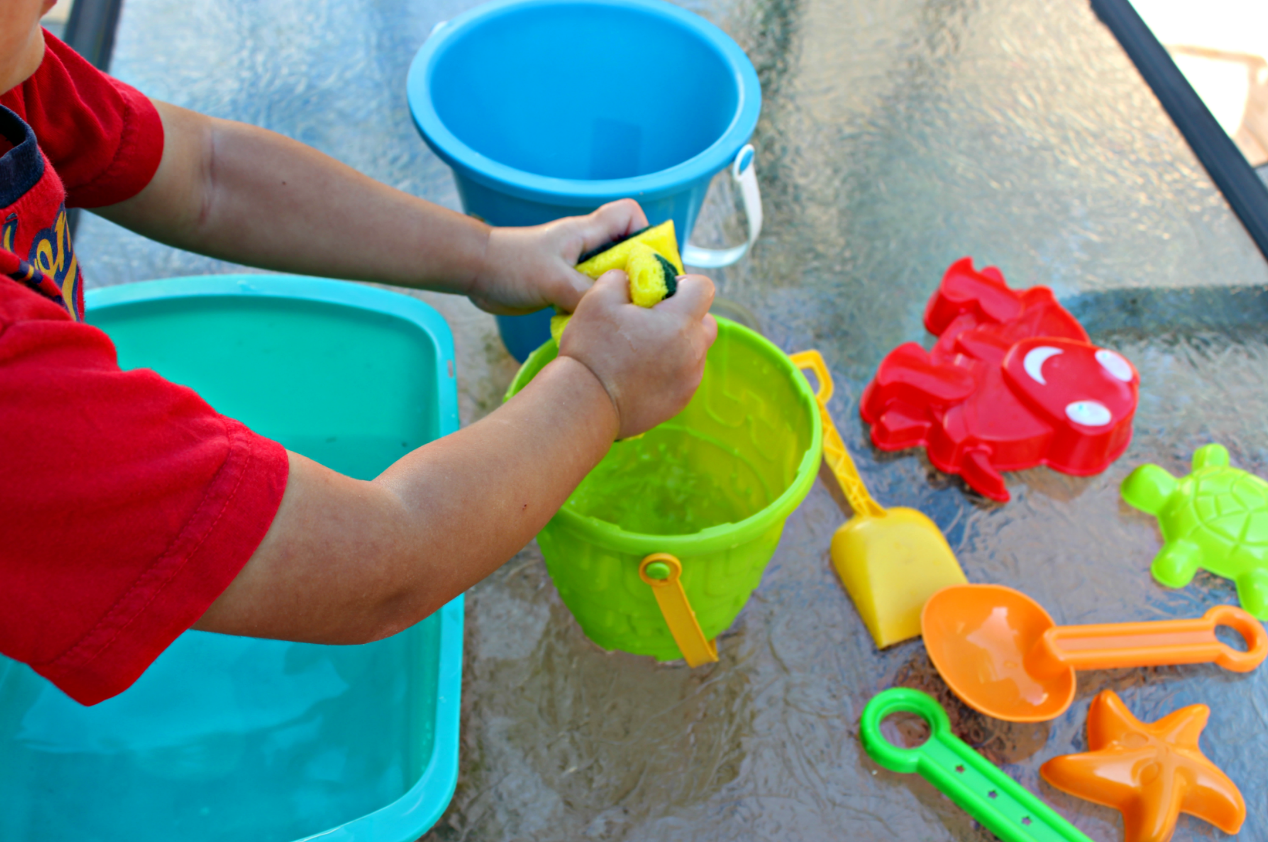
[0,105,45,209]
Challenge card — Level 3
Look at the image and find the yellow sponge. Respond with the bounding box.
[575,220,684,279]
[550,311,570,345]
[554,221,683,344]
[626,244,679,308]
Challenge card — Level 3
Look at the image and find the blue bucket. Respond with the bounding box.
[407,0,763,361]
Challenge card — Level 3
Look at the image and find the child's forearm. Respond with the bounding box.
[192,272,716,644]
[193,355,619,643]
[96,100,492,295]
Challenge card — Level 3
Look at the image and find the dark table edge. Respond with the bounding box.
[1090,0,1268,264]
[63,0,124,71]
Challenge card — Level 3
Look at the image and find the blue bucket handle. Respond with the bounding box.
[683,144,763,269]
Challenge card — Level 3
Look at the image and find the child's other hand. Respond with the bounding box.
[469,199,648,315]
[560,270,718,439]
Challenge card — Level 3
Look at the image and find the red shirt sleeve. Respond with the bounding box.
[0,30,163,209]
[0,282,288,705]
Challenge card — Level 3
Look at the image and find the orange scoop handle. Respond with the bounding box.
[1025,604,1268,678]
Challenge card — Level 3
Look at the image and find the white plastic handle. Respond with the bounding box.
[682,144,763,269]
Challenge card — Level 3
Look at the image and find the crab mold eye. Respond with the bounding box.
[1023,346,1063,385]
[1065,400,1112,427]
[1095,349,1133,382]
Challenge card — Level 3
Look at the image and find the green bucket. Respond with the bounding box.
[504,318,822,660]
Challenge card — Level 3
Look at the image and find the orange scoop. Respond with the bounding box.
[921,584,1268,722]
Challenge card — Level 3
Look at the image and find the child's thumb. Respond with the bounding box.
[656,274,714,321]
[554,268,594,312]
[583,269,632,310]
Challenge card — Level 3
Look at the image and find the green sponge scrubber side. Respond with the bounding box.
[552,221,684,344]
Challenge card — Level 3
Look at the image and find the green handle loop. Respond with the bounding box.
[859,687,951,774]
[860,689,1093,842]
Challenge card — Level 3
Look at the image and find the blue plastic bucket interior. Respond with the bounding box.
[407,0,761,361]
[425,2,742,182]
[0,276,462,842]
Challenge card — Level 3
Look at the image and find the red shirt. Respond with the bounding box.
[0,33,289,705]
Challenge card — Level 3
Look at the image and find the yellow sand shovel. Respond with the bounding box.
[791,351,967,648]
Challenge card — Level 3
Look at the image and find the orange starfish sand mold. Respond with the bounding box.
[1039,690,1244,842]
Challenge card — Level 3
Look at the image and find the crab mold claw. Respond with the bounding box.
[1122,464,1179,515]
[1152,539,1202,588]
[962,449,1009,502]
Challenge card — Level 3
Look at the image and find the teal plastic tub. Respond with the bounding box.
[0,276,463,842]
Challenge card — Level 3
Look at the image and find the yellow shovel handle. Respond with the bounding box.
[789,350,885,519]
[639,554,718,667]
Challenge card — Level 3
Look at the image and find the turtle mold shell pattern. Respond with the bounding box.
[1124,444,1268,619]
[1171,468,1268,563]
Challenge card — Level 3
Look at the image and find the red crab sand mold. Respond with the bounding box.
[860,258,1140,502]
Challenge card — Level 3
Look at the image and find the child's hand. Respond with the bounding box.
[559,270,718,439]
[468,199,649,315]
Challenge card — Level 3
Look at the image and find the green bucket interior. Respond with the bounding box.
[505,318,822,658]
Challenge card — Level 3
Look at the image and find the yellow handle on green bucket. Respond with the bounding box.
[789,350,885,519]
[639,554,719,667]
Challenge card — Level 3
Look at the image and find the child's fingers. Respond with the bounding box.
[553,271,592,313]
[574,200,649,257]
[656,274,715,322]
[702,312,719,345]
[582,269,633,310]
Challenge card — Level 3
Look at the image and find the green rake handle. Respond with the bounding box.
[860,689,1092,842]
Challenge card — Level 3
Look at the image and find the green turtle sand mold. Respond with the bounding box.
[1122,443,1268,619]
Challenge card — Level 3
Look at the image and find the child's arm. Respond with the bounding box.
[94,101,639,314]
[192,272,718,644]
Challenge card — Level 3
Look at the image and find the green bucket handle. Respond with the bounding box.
[639,554,719,667]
